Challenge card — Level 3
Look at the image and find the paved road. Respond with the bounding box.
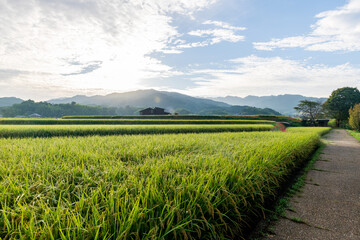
[263,129,360,240]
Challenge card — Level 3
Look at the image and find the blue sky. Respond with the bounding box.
[1,0,359,100]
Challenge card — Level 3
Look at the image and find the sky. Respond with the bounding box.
[1,0,360,100]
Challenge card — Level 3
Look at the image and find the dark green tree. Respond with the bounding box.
[323,87,360,127]
[294,100,323,125]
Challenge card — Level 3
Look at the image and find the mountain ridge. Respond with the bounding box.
[47,89,281,115]
[0,97,24,108]
[1,90,327,116]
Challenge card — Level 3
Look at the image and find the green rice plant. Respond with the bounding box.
[62,115,300,123]
[0,129,323,239]
[0,118,274,125]
[0,124,274,138]
[286,127,331,136]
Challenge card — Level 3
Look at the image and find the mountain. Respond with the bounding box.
[212,94,327,115]
[0,97,23,107]
[48,89,281,115]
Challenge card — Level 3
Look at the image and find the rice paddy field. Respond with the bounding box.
[0,121,331,239]
[0,124,274,138]
[62,115,300,123]
[0,118,274,125]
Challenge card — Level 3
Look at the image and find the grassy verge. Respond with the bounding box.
[0,130,322,239]
[347,130,360,141]
[0,124,274,138]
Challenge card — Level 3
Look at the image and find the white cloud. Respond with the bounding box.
[254,0,360,51]
[188,28,245,44]
[182,55,360,97]
[203,20,246,31]
[0,0,216,100]
[172,20,245,50]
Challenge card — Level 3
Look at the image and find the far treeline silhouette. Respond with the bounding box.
[1,100,116,118]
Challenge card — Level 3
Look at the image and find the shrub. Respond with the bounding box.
[328,119,337,128]
[349,103,360,131]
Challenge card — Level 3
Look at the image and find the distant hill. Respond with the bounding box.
[212,94,327,115]
[1,100,116,118]
[0,97,23,107]
[48,89,281,115]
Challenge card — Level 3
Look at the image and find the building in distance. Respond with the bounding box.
[139,107,170,115]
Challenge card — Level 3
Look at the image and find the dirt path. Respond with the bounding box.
[263,129,360,240]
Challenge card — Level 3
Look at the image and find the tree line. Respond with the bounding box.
[294,87,360,129]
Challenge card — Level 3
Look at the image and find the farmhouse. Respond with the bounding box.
[139,107,170,115]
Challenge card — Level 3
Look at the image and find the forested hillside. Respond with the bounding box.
[1,100,116,118]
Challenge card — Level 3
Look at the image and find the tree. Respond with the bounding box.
[323,87,360,127]
[349,103,360,131]
[294,100,323,125]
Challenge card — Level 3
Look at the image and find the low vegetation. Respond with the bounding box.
[348,130,360,142]
[0,127,329,239]
[0,124,274,138]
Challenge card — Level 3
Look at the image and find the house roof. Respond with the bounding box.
[140,107,165,111]
[139,108,153,112]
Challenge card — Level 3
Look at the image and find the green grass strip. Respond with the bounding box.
[347,130,360,141]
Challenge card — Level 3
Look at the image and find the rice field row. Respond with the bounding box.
[0,124,274,138]
[0,118,275,125]
[62,115,300,123]
[0,127,330,239]
[286,127,331,135]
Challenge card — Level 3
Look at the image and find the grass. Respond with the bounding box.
[347,129,360,141]
[0,128,327,239]
[289,217,305,224]
[0,124,274,138]
[0,118,275,125]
